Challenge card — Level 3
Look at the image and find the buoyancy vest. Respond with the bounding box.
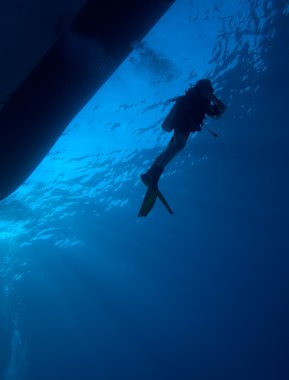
[161,88,211,133]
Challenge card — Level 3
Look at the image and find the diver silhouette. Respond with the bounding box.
[138,78,227,216]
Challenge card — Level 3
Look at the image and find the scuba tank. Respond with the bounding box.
[161,96,184,132]
[161,83,207,132]
[161,99,179,132]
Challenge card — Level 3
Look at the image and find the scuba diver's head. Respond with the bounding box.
[195,79,214,100]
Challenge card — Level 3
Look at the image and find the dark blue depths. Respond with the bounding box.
[1,2,289,380]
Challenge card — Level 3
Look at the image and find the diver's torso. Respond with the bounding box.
[173,92,210,133]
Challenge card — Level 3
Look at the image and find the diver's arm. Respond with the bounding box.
[212,94,227,113]
[163,96,180,105]
[207,94,227,119]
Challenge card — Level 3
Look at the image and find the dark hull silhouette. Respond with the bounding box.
[0,0,174,201]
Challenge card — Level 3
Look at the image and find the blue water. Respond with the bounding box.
[1,1,289,379]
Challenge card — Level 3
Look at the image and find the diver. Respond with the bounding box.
[141,78,227,189]
[138,78,227,216]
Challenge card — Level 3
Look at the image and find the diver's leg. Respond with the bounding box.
[141,133,189,188]
[154,132,189,169]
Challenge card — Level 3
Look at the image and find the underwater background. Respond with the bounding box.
[1,0,289,379]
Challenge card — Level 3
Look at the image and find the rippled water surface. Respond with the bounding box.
[1,1,288,379]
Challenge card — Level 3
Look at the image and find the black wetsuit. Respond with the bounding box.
[153,88,221,169]
[170,88,220,135]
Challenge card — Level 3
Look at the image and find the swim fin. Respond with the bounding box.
[138,187,174,217]
[157,190,174,215]
[138,188,158,217]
